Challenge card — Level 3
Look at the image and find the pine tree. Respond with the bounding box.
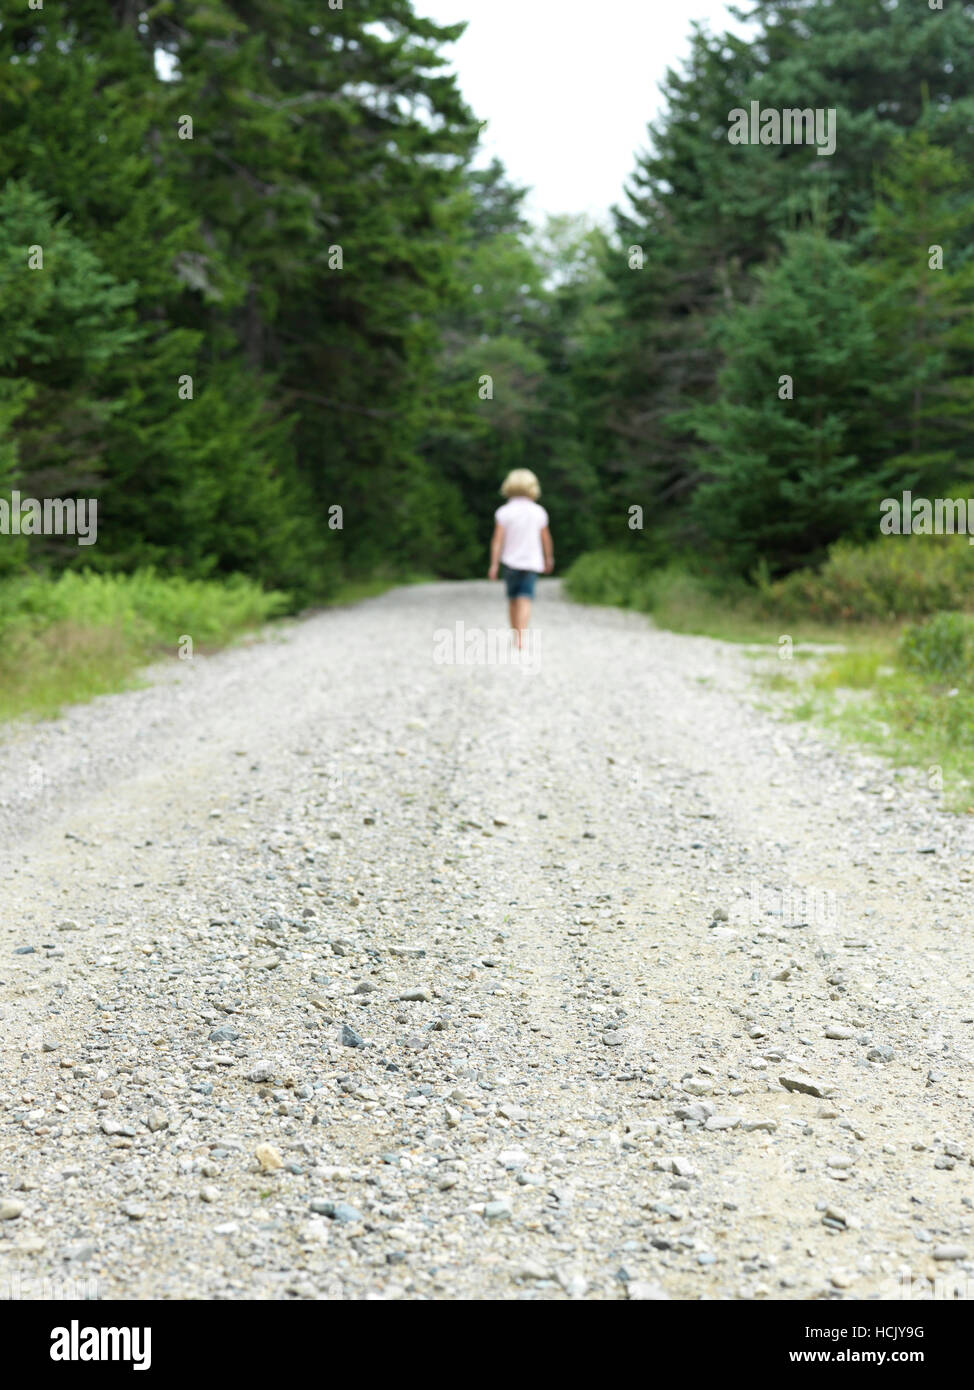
[862,131,974,495]
[607,0,974,553]
[684,229,892,574]
[0,180,140,569]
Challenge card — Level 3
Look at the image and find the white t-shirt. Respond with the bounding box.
[495,497,548,572]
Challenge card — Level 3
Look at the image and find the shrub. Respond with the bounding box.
[764,537,974,622]
[562,549,646,608]
[0,568,289,721]
[899,611,974,684]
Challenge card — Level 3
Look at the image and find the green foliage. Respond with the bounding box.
[861,131,974,496]
[0,568,288,644]
[606,0,974,564]
[899,612,974,685]
[0,0,485,594]
[0,568,289,721]
[0,178,140,551]
[5,0,974,624]
[562,549,647,608]
[766,537,974,623]
[563,549,776,642]
[804,612,974,807]
[684,229,891,574]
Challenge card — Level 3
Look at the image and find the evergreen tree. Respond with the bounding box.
[862,131,974,495]
[608,0,974,547]
[684,229,891,574]
[0,180,140,569]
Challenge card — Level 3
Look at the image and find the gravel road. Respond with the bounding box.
[1,579,972,1301]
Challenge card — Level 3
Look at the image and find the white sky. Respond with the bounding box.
[418,0,750,226]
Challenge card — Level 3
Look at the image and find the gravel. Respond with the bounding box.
[0,578,972,1300]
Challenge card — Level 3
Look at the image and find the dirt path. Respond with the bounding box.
[0,580,971,1300]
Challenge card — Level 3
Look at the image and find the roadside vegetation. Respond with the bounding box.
[564,538,974,808]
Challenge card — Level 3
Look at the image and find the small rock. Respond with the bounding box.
[484,1200,512,1222]
[0,1200,25,1221]
[674,1103,713,1123]
[555,1267,588,1298]
[64,1241,96,1262]
[779,1074,836,1099]
[684,1079,713,1096]
[208,1026,240,1043]
[628,1280,670,1300]
[255,1143,284,1173]
[99,1118,135,1136]
[498,1104,528,1122]
[497,1149,531,1169]
[310,1200,362,1224]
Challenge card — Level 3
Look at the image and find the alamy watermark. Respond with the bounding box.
[1,1270,99,1301]
[433,622,541,669]
[880,492,974,543]
[50,1320,150,1370]
[727,102,836,157]
[0,491,97,545]
[882,1267,974,1301]
[738,878,838,929]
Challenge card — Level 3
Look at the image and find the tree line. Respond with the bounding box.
[2,0,973,600]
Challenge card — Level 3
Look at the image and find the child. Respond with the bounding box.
[487,470,554,648]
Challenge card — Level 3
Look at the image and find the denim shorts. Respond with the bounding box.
[502,566,537,599]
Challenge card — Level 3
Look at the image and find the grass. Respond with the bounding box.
[746,627,974,811]
[0,567,439,724]
[814,618,974,809]
[0,568,290,723]
[563,548,902,646]
[563,545,974,810]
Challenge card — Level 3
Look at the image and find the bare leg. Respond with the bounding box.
[514,597,531,648]
[508,598,518,644]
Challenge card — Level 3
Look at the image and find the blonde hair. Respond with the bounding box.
[500,469,541,500]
